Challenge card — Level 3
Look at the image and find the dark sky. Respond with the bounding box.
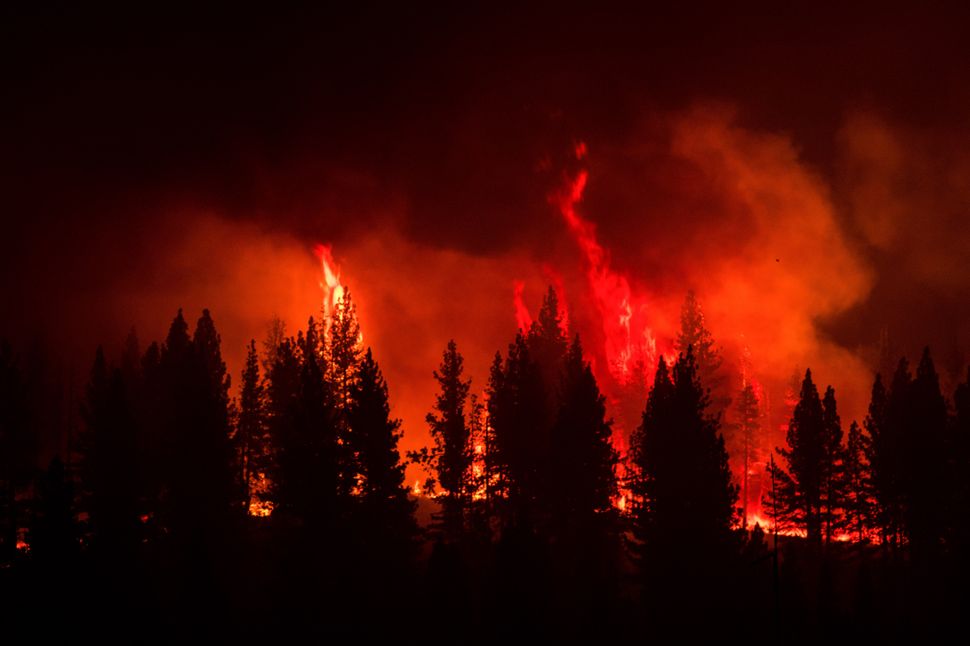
[4,4,970,457]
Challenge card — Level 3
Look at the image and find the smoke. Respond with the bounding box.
[5,105,970,474]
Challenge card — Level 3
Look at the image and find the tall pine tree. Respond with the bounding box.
[675,290,729,416]
[630,348,738,621]
[733,382,761,530]
[78,347,140,560]
[764,369,828,544]
[415,340,473,541]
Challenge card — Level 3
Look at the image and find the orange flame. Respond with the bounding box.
[314,243,345,320]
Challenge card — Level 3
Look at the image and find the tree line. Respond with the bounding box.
[2,287,970,637]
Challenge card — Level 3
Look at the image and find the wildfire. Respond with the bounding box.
[314,243,345,319]
[512,279,532,332]
[551,144,660,387]
[248,471,274,517]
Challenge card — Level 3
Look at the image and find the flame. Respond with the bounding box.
[512,279,532,332]
[248,471,275,517]
[314,243,345,319]
[551,146,660,386]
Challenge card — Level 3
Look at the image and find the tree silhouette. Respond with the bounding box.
[842,421,874,543]
[154,309,237,575]
[487,332,546,530]
[764,369,827,544]
[235,340,268,515]
[949,367,970,563]
[326,291,363,500]
[903,348,947,555]
[413,340,473,541]
[675,290,729,416]
[547,335,619,631]
[347,348,417,620]
[630,348,738,622]
[78,347,140,560]
[820,386,845,544]
[865,371,901,546]
[272,318,339,526]
[29,456,78,570]
[0,341,33,564]
[548,335,617,527]
[733,382,761,529]
[349,349,416,539]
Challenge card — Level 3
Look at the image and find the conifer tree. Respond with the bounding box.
[236,340,268,515]
[821,386,845,544]
[265,336,301,515]
[274,319,339,526]
[414,340,473,540]
[488,332,545,529]
[0,342,33,563]
[842,421,874,543]
[549,335,617,528]
[949,367,970,557]
[630,348,738,618]
[156,309,236,552]
[326,290,362,413]
[527,286,568,420]
[764,369,827,544]
[675,290,729,416]
[865,371,901,545]
[734,382,761,529]
[29,456,78,569]
[78,347,140,558]
[348,348,416,548]
[904,348,947,553]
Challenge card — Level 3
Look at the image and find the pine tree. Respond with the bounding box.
[764,369,827,544]
[734,382,761,529]
[949,367,970,558]
[904,348,947,554]
[78,347,140,559]
[0,341,33,563]
[236,340,268,515]
[273,319,339,526]
[549,335,617,527]
[821,386,845,544]
[326,291,363,500]
[29,456,78,569]
[842,421,874,543]
[348,349,416,555]
[630,348,738,618]
[265,336,301,515]
[488,332,545,529]
[326,290,362,413]
[527,286,568,419]
[156,309,237,554]
[675,290,729,416]
[865,371,901,545]
[414,340,473,540]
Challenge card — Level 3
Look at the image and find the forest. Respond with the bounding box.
[2,286,969,640]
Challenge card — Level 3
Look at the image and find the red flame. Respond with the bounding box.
[551,147,659,386]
